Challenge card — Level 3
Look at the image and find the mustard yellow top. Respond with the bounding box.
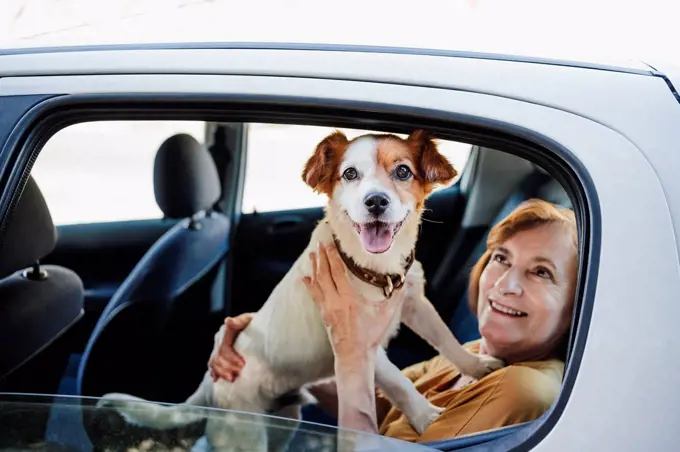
[376,340,564,443]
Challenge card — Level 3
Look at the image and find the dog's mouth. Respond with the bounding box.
[352,219,405,254]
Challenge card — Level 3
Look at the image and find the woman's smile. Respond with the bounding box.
[488,299,528,318]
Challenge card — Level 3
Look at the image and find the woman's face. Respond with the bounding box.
[476,222,577,362]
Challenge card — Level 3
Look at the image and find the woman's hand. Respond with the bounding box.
[208,313,254,382]
[302,243,404,362]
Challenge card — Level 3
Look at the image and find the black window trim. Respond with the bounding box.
[0,93,601,452]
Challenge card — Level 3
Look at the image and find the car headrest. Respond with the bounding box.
[0,176,57,278]
[153,134,221,219]
[538,180,572,209]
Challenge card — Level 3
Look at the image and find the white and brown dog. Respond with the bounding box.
[97,130,504,450]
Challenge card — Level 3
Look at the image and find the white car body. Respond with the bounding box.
[1,44,679,451]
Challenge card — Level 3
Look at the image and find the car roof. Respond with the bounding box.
[0,42,656,76]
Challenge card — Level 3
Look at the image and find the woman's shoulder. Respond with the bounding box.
[487,359,564,409]
[416,355,564,439]
[454,339,565,407]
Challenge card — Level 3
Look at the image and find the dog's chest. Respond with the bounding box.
[259,275,336,377]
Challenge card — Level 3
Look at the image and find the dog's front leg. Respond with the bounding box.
[401,294,504,379]
[374,347,443,435]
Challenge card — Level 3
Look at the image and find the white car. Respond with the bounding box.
[0,43,678,451]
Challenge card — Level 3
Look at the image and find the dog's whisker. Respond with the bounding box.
[421,217,444,224]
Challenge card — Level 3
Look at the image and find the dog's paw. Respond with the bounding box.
[409,403,444,435]
[458,353,506,380]
[95,393,145,423]
[96,392,137,408]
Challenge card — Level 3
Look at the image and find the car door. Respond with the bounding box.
[3,44,679,452]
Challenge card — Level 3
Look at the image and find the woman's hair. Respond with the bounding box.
[468,199,578,362]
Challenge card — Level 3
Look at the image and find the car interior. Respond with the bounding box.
[0,118,573,451]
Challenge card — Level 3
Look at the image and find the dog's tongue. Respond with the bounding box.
[360,223,393,254]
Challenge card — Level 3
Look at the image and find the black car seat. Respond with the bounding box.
[76,133,230,402]
[0,175,84,393]
[0,176,85,451]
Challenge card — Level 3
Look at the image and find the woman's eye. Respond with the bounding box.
[492,253,508,265]
[394,165,413,181]
[535,267,553,280]
[343,167,358,181]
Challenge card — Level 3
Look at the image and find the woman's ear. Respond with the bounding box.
[302,131,349,195]
[407,130,457,186]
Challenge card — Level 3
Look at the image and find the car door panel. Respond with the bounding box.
[228,207,324,315]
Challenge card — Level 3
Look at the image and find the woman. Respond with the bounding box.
[209,198,578,443]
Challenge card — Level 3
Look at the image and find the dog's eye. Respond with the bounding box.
[342,167,358,181]
[395,165,413,181]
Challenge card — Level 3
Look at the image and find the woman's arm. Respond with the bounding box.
[333,350,379,433]
[302,243,404,434]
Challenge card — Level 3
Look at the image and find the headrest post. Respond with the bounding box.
[0,176,57,279]
[22,260,48,281]
[188,214,202,231]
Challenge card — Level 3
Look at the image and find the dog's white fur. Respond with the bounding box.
[98,131,504,451]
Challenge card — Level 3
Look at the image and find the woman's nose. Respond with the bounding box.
[495,268,523,296]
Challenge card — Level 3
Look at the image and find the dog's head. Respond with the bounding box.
[302,130,457,256]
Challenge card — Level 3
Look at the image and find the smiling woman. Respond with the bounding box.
[471,199,578,364]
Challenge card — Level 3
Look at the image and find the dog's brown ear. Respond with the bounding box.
[407,130,457,186]
[302,131,349,195]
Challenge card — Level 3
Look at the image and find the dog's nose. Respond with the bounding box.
[364,193,390,215]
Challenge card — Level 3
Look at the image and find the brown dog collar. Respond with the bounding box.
[332,235,415,299]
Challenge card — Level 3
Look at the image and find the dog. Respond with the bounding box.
[97,130,505,450]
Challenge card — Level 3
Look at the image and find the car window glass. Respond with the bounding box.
[0,393,432,452]
[31,120,206,225]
